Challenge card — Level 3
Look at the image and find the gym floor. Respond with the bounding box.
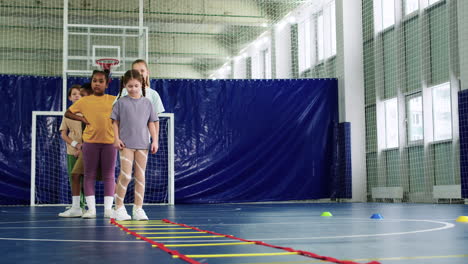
[0,203,467,264]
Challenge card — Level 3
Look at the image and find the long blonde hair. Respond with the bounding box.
[132,59,150,88]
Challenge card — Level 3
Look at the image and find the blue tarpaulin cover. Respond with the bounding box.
[0,75,340,204]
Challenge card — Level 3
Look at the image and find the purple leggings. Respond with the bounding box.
[82,142,116,196]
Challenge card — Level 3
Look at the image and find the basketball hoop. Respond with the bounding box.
[95,58,119,83]
[95,58,120,71]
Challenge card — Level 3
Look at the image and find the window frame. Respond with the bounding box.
[431,82,452,142]
[406,93,424,145]
[384,97,400,149]
[298,17,313,73]
[404,0,419,16]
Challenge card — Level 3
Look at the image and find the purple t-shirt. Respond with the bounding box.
[111,95,158,149]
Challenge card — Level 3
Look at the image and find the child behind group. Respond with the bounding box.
[58,84,86,216]
[111,69,159,221]
[115,59,165,115]
[59,83,105,217]
[65,70,117,219]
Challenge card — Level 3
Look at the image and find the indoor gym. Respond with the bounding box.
[0,1,468,264]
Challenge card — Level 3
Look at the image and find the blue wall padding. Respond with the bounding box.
[0,75,340,204]
[154,79,339,203]
[458,90,468,198]
[330,122,352,199]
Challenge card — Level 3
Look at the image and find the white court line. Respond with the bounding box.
[0,219,88,225]
[0,238,145,243]
[0,218,450,228]
[0,219,454,243]
[255,219,455,241]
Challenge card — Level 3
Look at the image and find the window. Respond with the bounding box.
[428,0,443,5]
[385,98,399,148]
[298,18,312,73]
[259,48,271,79]
[382,0,395,29]
[407,95,423,142]
[405,0,419,15]
[323,1,336,58]
[374,0,395,32]
[317,13,324,61]
[330,1,336,56]
[432,83,452,141]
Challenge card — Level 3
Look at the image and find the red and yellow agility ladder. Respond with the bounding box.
[110,219,380,264]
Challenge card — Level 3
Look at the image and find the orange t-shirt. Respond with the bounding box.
[68,94,116,144]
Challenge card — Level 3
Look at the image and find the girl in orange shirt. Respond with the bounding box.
[65,70,117,219]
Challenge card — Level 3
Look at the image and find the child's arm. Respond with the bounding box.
[148,121,159,154]
[60,129,82,157]
[65,110,89,125]
[112,120,125,150]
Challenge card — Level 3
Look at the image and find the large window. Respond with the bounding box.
[317,13,324,61]
[374,0,395,32]
[323,1,336,58]
[297,0,336,71]
[317,1,336,61]
[406,95,423,142]
[385,98,399,148]
[432,83,452,141]
[298,18,312,73]
[405,0,419,15]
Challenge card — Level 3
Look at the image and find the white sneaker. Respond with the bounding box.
[132,207,149,221]
[81,209,96,219]
[104,209,113,218]
[113,206,131,221]
[58,207,82,218]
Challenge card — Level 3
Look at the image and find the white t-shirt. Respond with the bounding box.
[114,87,165,114]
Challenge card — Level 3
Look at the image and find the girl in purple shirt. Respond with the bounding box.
[111,69,159,221]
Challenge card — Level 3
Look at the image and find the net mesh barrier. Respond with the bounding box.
[363,0,464,203]
[33,114,171,205]
[1,0,466,203]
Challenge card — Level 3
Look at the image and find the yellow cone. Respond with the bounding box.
[456,216,468,223]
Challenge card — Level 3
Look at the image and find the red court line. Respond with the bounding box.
[110,219,203,264]
[162,219,380,264]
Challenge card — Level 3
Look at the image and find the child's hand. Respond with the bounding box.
[114,139,125,150]
[75,142,82,151]
[73,149,81,158]
[150,141,159,154]
[80,116,90,125]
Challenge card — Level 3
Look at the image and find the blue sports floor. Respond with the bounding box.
[0,203,467,264]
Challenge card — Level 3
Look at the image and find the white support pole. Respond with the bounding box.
[62,0,69,112]
[139,0,145,60]
[160,113,175,205]
[336,0,366,202]
[30,112,37,206]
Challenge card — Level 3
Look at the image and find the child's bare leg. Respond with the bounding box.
[133,149,148,208]
[115,148,134,209]
[71,173,82,196]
